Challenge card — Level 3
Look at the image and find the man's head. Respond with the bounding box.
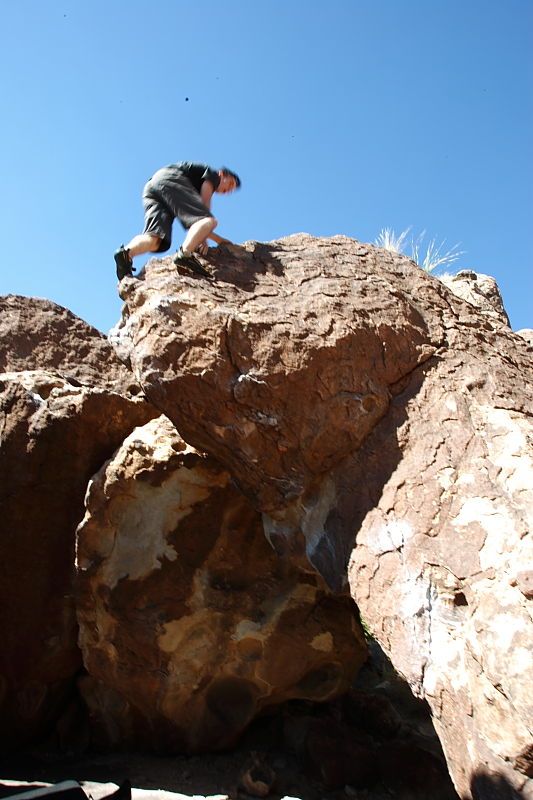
[217,167,241,194]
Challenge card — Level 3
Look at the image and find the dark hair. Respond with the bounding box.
[220,167,241,188]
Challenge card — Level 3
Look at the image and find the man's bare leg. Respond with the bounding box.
[125,234,161,258]
[115,234,161,280]
[182,217,218,254]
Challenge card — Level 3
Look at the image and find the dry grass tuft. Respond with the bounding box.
[375,227,464,272]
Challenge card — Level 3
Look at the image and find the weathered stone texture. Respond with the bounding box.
[440,269,511,327]
[75,416,366,752]
[111,236,442,581]
[0,294,141,394]
[111,235,532,797]
[516,328,533,348]
[2,239,531,795]
[0,372,155,748]
[0,296,156,748]
[347,346,533,798]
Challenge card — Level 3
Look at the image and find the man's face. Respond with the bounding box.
[217,174,237,194]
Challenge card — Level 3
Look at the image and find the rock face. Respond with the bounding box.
[111,237,440,584]
[346,341,533,798]
[75,416,366,753]
[0,298,156,749]
[440,269,511,327]
[0,295,141,395]
[516,328,533,348]
[2,243,531,795]
[111,235,532,798]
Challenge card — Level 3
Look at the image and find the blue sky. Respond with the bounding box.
[1,0,531,332]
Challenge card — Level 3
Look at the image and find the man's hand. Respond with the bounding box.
[196,242,209,256]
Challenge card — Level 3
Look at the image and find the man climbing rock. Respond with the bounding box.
[114,161,241,280]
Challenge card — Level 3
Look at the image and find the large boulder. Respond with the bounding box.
[347,323,533,798]
[75,416,366,753]
[0,297,156,749]
[0,295,141,395]
[111,236,440,582]
[111,236,532,797]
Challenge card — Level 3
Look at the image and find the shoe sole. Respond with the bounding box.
[174,258,211,278]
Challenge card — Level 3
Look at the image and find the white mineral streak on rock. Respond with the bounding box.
[348,325,532,797]
[476,406,533,513]
[451,496,506,538]
[77,418,227,588]
[370,518,414,555]
[440,270,511,327]
[76,411,365,752]
[301,478,337,558]
[436,465,455,490]
[0,370,88,406]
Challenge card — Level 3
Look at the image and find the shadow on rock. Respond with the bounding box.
[307,358,431,591]
[471,768,526,800]
[205,241,288,291]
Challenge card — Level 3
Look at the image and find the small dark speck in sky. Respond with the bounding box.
[185,97,189,102]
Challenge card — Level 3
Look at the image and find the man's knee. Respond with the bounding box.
[198,217,218,231]
[147,235,161,251]
[191,216,217,232]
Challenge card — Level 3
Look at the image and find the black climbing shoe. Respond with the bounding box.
[173,247,211,278]
[114,246,134,280]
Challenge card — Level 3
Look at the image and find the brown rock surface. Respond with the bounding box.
[0,295,141,394]
[516,327,533,347]
[347,349,533,798]
[111,236,440,582]
[338,275,532,795]
[75,416,366,753]
[110,235,532,797]
[439,269,511,327]
[0,297,157,749]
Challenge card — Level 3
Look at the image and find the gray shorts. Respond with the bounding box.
[142,168,213,252]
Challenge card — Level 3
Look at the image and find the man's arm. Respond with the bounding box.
[198,180,232,249]
[208,232,232,244]
[200,180,215,209]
